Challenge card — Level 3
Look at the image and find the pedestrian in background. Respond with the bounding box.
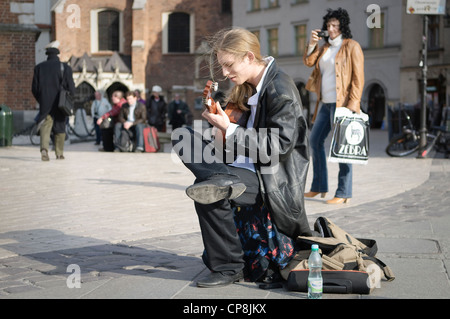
[115,91,147,152]
[134,89,146,105]
[168,93,191,130]
[91,91,111,145]
[303,8,364,204]
[146,85,167,132]
[32,41,75,161]
[97,91,126,152]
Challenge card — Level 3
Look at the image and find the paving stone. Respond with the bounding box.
[1,130,449,300]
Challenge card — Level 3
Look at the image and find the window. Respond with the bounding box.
[428,15,440,50]
[75,82,95,112]
[168,12,190,53]
[369,12,384,49]
[295,24,307,55]
[90,9,123,53]
[291,0,308,4]
[251,29,260,42]
[222,0,232,13]
[267,28,278,56]
[268,0,279,8]
[98,10,120,51]
[249,0,261,11]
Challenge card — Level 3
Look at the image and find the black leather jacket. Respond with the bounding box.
[226,60,312,238]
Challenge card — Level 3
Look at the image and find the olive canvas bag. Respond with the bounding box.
[282,217,395,294]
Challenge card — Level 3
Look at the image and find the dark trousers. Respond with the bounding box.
[93,117,102,144]
[172,127,260,274]
[101,127,114,152]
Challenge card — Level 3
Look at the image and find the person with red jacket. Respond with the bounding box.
[97,91,126,151]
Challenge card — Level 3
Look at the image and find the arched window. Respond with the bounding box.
[98,10,120,51]
[75,82,95,112]
[168,12,190,53]
[368,84,386,129]
[106,82,129,102]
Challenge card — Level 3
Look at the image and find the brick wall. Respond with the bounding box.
[0,0,39,111]
[143,0,232,120]
[55,0,133,60]
[145,0,232,92]
[0,31,37,110]
[54,0,231,116]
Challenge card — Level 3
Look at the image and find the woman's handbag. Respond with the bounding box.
[58,63,74,116]
[99,117,113,130]
[328,108,369,165]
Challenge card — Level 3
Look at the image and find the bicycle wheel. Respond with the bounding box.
[385,133,419,157]
[417,133,438,158]
[29,123,40,146]
[30,123,58,146]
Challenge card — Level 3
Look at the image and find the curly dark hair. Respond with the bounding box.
[322,8,352,39]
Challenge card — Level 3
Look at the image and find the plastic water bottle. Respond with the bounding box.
[307,244,323,299]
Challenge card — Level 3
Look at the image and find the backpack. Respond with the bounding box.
[281,217,395,294]
[117,128,135,152]
[143,126,160,153]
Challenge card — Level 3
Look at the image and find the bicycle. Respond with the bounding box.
[385,106,449,158]
[30,109,95,145]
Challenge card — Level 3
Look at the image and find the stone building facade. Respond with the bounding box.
[232,0,449,129]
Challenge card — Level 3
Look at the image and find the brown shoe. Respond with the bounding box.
[56,155,65,160]
[304,191,327,198]
[41,149,49,161]
[326,197,350,204]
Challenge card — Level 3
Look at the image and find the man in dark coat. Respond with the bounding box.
[32,44,76,161]
[146,85,167,132]
[168,93,191,130]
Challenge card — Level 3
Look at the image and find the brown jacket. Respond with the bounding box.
[303,38,364,122]
[118,101,147,125]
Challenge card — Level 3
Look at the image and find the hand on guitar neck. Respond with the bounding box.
[202,80,247,133]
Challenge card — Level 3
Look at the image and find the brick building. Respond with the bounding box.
[54,0,232,123]
[2,0,232,132]
[0,1,40,114]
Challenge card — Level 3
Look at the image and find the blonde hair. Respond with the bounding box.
[208,28,267,111]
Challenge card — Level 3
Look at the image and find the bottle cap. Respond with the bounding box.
[312,244,319,251]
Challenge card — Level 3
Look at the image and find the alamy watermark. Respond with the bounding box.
[65,4,81,29]
[171,120,280,175]
[367,4,382,29]
[66,264,81,289]
[64,4,382,30]
[366,264,382,289]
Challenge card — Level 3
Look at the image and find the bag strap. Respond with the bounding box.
[316,217,377,254]
[60,63,66,88]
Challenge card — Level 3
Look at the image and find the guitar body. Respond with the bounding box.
[224,103,248,127]
[202,80,248,127]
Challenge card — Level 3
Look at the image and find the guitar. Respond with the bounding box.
[202,80,248,127]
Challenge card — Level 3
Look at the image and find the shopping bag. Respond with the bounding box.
[328,109,369,165]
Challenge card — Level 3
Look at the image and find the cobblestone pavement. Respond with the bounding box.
[0,129,449,301]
